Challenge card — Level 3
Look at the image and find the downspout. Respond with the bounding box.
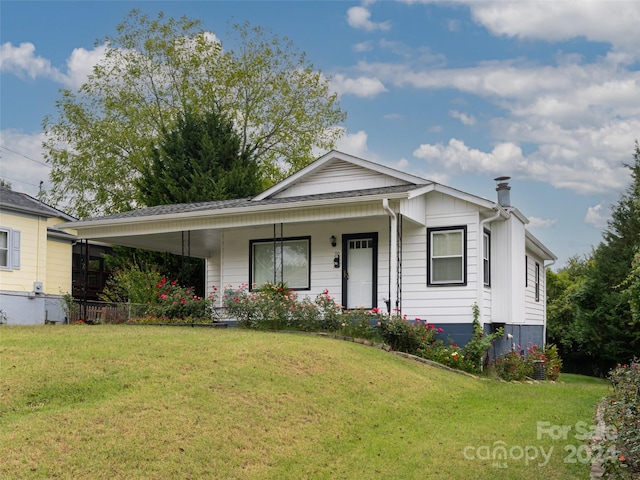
[382,199,397,313]
[478,208,505,327]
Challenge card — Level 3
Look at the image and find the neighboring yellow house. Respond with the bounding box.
[0,186,76,325]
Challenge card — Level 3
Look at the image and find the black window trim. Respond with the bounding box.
[427,225,468,287]
[483,229,491,287]
[249,235,311,291]
[535,261,540,302]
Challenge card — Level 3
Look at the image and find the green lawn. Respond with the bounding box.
[0,326,609,479]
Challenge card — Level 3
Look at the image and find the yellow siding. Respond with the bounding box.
[46,237,72,294]
[0,211,44,292]
[0,211,73,294]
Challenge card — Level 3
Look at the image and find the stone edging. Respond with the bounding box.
[590,399,610,479]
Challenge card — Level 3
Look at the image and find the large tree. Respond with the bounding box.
[43,10,345,218]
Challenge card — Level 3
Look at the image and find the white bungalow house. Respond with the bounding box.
[60,151,556,353]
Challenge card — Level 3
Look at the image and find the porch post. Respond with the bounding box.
[383,199,397,314]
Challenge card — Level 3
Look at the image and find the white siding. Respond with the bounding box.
[524,250,546,325]
[273,160,409,198]
[400,196,426,225]
[490,215,528,325]
[399,192,482,323]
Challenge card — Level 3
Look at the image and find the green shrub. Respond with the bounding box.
[338,308,382,340]
[461,303,503,373]
[377,315,440,353]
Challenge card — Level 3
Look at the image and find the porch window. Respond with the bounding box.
[483,230,491,286]
[250,237,310,290]
[428,226,467,286]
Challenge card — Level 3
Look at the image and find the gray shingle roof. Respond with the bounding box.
[80,184,426,222]
[0,186,75,220]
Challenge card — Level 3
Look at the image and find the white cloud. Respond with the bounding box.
[584,204,610,228]
[335,130,374,160]
[528,217,558,229]
[0,129,50,197]
[412,137,630,195]
[353,41,373,53]
[0,42,65,83]
[330,74,388,98]
[347,6,392,32]
[449,110,476,126]
[64,45,108,89]
[353,52,639,195]
[469,1,640,58]
[0,41,107,89]
[413,139,527,175]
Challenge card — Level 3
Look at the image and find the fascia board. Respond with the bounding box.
[431,183,497,210]
[525,230,557,261]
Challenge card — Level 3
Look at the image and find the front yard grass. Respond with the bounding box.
[0,325,609,479]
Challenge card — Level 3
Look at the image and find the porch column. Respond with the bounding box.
[383,199,397,314]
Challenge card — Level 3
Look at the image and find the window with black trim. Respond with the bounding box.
[249,236,311,290]
[427,226,467,286]
[535,262,540,302]
[483,230,491,286]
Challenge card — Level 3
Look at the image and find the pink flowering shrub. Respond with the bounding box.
[493,343,562,381]
[138,277,217,323]
[223,283,343,331]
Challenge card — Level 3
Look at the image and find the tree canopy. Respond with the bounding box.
[546,143,640,374]
[43,10,345,218]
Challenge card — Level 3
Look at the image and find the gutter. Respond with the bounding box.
[477,207,508,326]
[382,198,397,314]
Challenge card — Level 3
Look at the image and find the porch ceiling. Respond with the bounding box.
[87,229,222,258]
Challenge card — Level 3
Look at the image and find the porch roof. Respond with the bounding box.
[59,184,428,258]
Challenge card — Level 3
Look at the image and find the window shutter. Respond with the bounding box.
[11,229,20,269]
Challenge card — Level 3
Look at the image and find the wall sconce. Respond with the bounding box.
[330,235,337,247]
[334,252,340,268]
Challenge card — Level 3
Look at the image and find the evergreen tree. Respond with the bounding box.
[137,108,261,205]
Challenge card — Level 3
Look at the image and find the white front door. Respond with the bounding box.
[343,233,377,309]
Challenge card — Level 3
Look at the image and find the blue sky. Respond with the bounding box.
[2,1,640,269]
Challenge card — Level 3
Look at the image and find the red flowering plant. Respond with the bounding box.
[494,346,533,381]
[525,343,562,381]
[600,359,640,478]
[138,277,218,324]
